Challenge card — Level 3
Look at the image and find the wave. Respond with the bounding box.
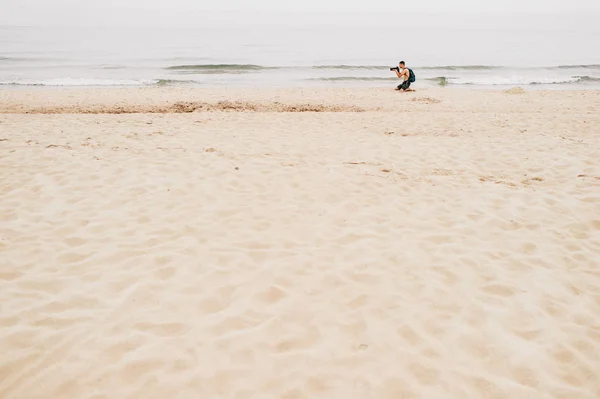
[310,75,600,85]
[155,79,196,86]
[311,65,388,70]
[1,75,598,87]
[0,77,201,87]
[575,75,600,82]
[0,78,161,86]
[425,75,600,86]
[425,77,450,86]
[309,77,398,82]
[312,65,505,71]
[420,64,600,71]
[418,65,502,71]
[555,64,600,70]
[99,64,127,70]
[313,65,502,71]
[0,56,67,63]
[165,64,274,73]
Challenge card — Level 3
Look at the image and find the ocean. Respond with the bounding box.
[1,13,599,88]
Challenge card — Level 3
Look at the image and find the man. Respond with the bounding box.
[394,61,415,92]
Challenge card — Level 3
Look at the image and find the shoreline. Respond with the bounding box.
[1,81,600,92]
[1,86,600,115]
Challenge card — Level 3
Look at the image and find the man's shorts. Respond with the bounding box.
[397,80,411,91]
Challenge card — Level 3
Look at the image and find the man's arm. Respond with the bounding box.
[395,70,403,79]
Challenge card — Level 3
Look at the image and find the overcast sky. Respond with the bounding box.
[1,0,599,27]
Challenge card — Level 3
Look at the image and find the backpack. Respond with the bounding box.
[408,68,416,83]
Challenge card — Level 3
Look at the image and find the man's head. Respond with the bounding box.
[399,61,406,68]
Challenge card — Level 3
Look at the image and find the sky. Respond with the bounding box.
[1,0,599,27]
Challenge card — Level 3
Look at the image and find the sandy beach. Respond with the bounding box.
[1,86,599,398]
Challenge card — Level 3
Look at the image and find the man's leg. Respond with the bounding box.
[397,81,410,92]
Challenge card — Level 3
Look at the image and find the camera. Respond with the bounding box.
[390,67,400,72]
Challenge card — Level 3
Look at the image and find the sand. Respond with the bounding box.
[1,87,599,399]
